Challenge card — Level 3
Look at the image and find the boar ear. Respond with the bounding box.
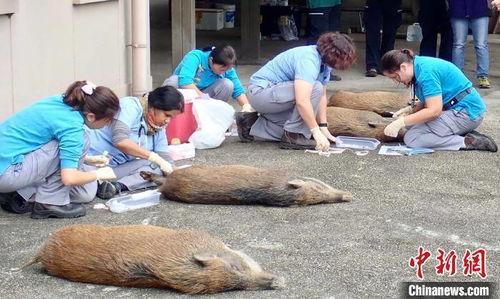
[287,179,305,189]
[193,253,217,267]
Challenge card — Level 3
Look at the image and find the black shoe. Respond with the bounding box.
[463,131,498,152]
[0,192,33,214]
[365,68,378,77]
[30,202,86,219]
[236,112,258,143]
[330,74,342,81]
[279,130,317,150]
[97,181,120,199]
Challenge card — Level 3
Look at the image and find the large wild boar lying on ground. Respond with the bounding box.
[328,91,409,117]
[326,106,405,142]
[140,165,352,206]
[23,225,285,294]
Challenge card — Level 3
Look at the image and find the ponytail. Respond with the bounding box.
[63,80,120,120]
[380,49,415,74]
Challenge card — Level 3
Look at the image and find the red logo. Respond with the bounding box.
[409,247,432,279]
[409,247,487,279]
[463,249,487,278]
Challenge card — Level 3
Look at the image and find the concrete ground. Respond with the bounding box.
[1,31,499,298]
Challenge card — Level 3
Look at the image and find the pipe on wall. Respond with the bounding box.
[131,0,150,96]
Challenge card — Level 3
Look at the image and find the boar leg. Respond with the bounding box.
[139,171,166,186]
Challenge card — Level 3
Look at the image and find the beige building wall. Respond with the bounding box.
[0,0,144,122]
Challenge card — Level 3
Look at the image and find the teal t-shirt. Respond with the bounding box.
[0,95,85,176]
[307,0,341,9]
[249,45,331,88]
[87,97,168,168]
[173,49,245,99]
[413,56,486,120]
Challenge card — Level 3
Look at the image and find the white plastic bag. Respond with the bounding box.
[188,99,235,149]
[279,16,298,41]
[406,23,423,42]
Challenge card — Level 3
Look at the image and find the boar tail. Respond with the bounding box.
[16,256,41,271]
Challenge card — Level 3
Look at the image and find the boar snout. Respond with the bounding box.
[244,272,286,291]
[266,274,286,290]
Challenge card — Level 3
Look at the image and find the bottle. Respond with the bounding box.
[406,23,422,42]
[105,190,161,213]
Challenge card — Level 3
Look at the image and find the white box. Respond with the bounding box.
[167,142,196,161]
[195,8,224,31]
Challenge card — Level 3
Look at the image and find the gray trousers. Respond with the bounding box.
[162,75,234,101]
[0,140,96,205]
[111,159,162,191]
[247,81,324,141]
[404,109,483,150]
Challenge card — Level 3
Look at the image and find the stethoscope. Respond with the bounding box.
[138,118,156,149]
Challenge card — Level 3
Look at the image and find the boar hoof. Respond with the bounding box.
[139,171,154,181]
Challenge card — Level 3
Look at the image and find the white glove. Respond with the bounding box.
[148,152,173,174]
[93,167,116,180]
[393,106,414,118]
[384,118,406,137]
[241,103,256,113]
[319,126,337,143]
[493,0,500,10]
[84,155,109,167]
[311,127,331,152]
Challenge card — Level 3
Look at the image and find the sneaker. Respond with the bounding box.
[279,130,317,150]
[0,192,33,214]
[463,131,497,152]
[31,202,86,219]
[330,74,342,81]
[365,68,378,77]
[97,181,119,199]
[235,112,258,143]
[477,76,490,89]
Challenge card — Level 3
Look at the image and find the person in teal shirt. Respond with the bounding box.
[163,45,255,113]
[0,81,120,219]
[381,49,497,152]
[87,86,184,199]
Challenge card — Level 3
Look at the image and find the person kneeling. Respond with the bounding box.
[87,86,184,199]
[0,81,120,219]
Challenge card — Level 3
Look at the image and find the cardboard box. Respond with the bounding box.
[195,8,224,31]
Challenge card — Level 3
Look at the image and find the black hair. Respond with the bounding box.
[201,45,236,66]
[380,49,415,74]
[148,85,185,113]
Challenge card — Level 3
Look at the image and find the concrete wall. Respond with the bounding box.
[0,0,132,122]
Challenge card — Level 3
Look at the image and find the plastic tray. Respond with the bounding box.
[105,190,161,213]
[335,136,381,150]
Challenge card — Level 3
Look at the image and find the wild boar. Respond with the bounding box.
[140,165,352,206]
[23,224,285,294]
[326,106,405,142]
[328,91,410,117]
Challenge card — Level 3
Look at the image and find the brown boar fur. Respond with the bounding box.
[140,165,352,206]
[24,225,285,294]
[328,91,409,116]
[327,107,405,142]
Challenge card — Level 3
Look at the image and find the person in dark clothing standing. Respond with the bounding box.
[418,0,453,62]
[448,0,491,89]
[364,0,402,77]
[307,0,343,81]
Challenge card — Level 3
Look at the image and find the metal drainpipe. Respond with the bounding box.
[131,0,150,97]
